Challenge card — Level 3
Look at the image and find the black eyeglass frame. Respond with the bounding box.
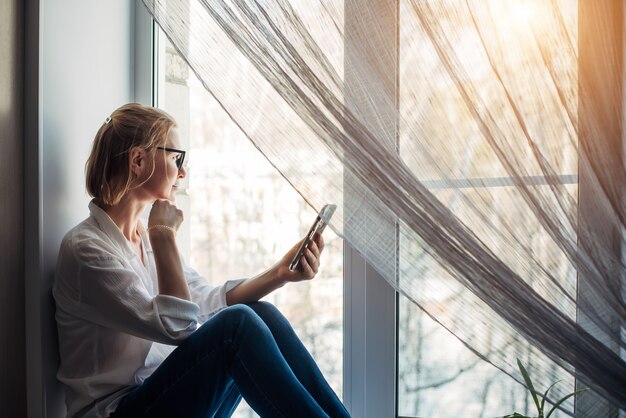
[156,147,186,169]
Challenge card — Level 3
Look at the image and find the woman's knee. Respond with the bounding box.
[195,304,263,340]
[246,301,293,333]
[247,300,281,318]
[219,304,261,326]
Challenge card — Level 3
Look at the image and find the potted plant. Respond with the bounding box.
[503,358,587,418]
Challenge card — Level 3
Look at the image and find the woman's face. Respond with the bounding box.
[140,127,186,202]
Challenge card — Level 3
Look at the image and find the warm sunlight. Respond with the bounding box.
[491,0,543,43]
[510,1,535,29]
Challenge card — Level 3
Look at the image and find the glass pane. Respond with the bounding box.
[161,41,344,418]
[397,0,578,416]
[397,185,577,418]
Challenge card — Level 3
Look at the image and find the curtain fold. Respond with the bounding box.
[142,0,625,414]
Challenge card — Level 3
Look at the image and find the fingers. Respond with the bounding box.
[306,248,320,272]
[299,236,324,278]
[299,250,317,279]
[313,232,325,253]
[308,233,324,258]
[285,233,325,281]
[148,199,184,230]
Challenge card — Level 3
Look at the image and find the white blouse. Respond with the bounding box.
[53,201,245,418]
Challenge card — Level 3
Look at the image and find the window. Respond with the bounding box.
[156,31,345,418]
[138,0,621,417]
[396,1,578,417]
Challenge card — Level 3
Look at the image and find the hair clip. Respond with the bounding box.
[104,116,112,124]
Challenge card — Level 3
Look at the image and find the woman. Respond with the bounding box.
[53,103,350,418]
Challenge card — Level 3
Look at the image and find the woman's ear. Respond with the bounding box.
[129,147,146,177]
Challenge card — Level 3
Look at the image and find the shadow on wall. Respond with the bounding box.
[41,116,71,418]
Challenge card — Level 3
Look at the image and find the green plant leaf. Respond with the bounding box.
[540,379,563,413]
[545,388,589,418]
[503,413,533,418]
[517,358,542,416]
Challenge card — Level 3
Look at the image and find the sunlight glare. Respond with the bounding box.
[511,1,534,29]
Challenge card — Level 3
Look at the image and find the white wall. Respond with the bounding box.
[26,1,139,416]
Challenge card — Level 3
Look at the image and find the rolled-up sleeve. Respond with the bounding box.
[57,238,200,345]
[183,264,246,322]
[153,294,200,336]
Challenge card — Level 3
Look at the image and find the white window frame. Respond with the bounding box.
[133,2,155,107]
[343,0,398,417]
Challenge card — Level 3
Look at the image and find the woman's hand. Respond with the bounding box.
[277,233,325,283]
[147,199,190,300]
[147,199,184,231]
[225,233,326,306]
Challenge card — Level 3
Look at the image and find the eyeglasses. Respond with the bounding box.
[156,147,186,170]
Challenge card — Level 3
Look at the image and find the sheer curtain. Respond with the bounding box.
[141,0,625,415]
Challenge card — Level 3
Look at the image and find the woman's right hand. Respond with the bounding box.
[148,199,184,231]
[146,199,190,300]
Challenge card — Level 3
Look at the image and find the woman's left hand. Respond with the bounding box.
[277,233,325,283]
[225,233,325,305]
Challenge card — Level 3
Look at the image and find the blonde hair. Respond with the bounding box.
[85,103,176,206]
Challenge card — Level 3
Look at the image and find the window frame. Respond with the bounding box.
[576,2,624,417]
[133,1,155,107]
[343,1,399,417]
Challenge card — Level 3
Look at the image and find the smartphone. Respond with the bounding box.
[289,204,337,272]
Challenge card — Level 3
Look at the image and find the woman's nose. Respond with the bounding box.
[178,165,187,179]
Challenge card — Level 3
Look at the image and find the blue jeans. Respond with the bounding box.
[109,302,350,418]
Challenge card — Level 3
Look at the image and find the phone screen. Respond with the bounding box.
[288,204,337,272]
